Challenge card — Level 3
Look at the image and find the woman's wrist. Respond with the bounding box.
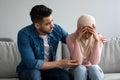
[95,39,99,42]
[94,35,99,42]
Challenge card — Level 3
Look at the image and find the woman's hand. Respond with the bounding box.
[75,25,87,41]
[101,36,107,44]
[88,24,99,42]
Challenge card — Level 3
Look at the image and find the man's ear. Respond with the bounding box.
[34,23,41,29]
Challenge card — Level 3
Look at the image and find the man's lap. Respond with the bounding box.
[41,68,73,80]
[18,68,73,80]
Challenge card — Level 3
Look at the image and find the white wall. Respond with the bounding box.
[0,0,120,41]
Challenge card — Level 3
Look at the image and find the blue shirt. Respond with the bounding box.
[16,24,68,73]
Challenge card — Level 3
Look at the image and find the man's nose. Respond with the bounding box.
[50,23,54,28]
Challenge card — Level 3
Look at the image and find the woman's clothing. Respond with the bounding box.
[66,33,104,80]
[66,33,103,66]
[70,65,104,80]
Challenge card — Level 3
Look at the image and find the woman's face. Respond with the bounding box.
[81,26,93,40]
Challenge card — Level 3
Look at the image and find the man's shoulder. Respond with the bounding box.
[18,24,36,37]
[53,24,62,29]
[19,24,33,32]
[53,24,66,32]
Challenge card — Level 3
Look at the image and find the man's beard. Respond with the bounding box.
[40,28,53,35]
[43,31,51,34]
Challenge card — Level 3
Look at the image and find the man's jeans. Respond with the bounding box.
[18,68,73,80]
[71,65,104,80]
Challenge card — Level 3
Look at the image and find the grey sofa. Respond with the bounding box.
[0,39,20,80]
[0,37,120,80]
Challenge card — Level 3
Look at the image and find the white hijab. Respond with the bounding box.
[76,14,96,64]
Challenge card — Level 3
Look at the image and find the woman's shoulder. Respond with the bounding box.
[67,33,75,43]
[67,33,75,39]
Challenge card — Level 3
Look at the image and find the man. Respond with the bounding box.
[16,5,78,80]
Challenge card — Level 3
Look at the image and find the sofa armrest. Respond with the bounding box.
[0,38,13,42]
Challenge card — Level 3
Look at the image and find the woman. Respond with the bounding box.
[66,14,106,80]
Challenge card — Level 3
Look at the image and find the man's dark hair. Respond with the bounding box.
[30,5,52,23]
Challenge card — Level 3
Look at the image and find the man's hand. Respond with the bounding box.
[41,59,79,70]
[59,59,79,68]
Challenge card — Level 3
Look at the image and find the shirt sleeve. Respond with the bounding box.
[66,35,83,65]
[56,24,68,44]
[90,34,104,64]
[17,31,44,69]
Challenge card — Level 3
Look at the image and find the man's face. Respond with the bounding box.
[36,15,54,35]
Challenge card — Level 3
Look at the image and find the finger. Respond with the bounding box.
[100,36,107,42]
[88,27,95,31]
[80,25,88,29]
[92,24,96,29]
[101,37,107,41]
[102,39,107,42]
[69,63,79,67]
[78,28,87,36]
[78,25,85,29]
[89,27,96,34]
[67,62,78,68]
[88,29,94,34]
[68,62,78,67]
[82,28,87,33]
[69,60,77,63]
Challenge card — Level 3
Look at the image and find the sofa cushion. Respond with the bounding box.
[104,73,120,80]
[99,37,120,73]
[0,78,18,80]
[62,43,71,60]
[0,41,20,78]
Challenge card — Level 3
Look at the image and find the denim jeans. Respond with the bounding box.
[71,65,104,80]
[18,68,73,80]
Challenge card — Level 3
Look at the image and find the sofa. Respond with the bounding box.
[0,37,120,80]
